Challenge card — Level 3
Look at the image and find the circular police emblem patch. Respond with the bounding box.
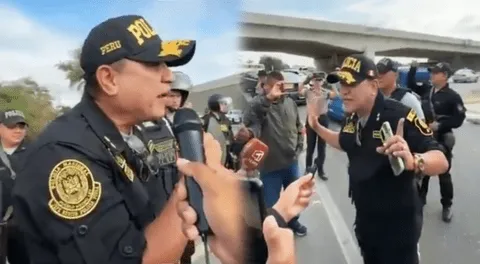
[48,159,102,220]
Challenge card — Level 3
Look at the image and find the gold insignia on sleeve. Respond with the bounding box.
[406,110,432,136]
[48,159,102,220]
[114,155,135,182]
[406,109,416,122]
[342,121,356,133]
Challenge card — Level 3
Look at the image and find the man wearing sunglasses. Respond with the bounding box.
[0,109,29,264]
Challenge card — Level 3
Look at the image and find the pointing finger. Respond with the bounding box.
[396,118,405,137]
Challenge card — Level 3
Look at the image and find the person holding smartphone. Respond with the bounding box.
[174,134,315,263]
[307,54,448,264]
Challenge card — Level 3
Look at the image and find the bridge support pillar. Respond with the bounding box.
[314,58,332,72]
[363,48,375,60]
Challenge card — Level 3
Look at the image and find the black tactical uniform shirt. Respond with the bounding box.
[429,84,466,135]
[339,92,444,248]
[12,96,158,264]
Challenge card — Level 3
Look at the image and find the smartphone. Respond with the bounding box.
[305,159,318,180]
[380,121,405,176]
[241,178,267,229]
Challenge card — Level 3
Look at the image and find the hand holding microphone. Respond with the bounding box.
[174,109,246,262]
[240,138,269,171]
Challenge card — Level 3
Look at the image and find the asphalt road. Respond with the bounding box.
[194,82,480,264]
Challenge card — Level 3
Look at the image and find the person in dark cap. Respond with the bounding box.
[0,109,30,264]
[11,14,209,264]
[310,54,449,264]
[415,62,466,222]
[11,14,301,264]
[377,58,425,118]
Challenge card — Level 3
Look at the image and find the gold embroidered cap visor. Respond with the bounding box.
[80,15,196,76]
[326,69,374,87]
[129,39,196,67]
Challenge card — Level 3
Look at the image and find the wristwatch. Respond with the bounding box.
[413,154,425,173]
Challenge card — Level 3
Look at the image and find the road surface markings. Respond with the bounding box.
[315,180,364,264]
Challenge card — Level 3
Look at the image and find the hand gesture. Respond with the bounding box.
[376,118,415,170]
[264,216,296,264]
[266,81,285,101]
[429,121,439,131]
[273,174,315,222]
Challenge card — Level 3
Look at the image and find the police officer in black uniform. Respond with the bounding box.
[202,94,236,169]
[0,110,30,264]
[415,62,465,222]
[138,71,195,264]
[11,15,200,263]
[308,54,449,264]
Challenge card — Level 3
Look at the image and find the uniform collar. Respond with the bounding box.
[78,95,127,154]
[363,91,385,130]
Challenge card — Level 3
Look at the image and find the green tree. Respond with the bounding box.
[56,48,85,90]
[0,78,57,139]
[56,105,72,116]
[258,55,289,71]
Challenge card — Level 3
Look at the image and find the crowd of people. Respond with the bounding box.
[0,13,468,264]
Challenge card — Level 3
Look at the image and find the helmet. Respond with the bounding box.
[207,94,232,112]
[171,71,193,107]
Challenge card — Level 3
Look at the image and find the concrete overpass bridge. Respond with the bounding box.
[239,12,480,71]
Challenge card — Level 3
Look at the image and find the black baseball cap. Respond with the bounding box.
[376,58,398,74]
[429,62,453,76]
[80,15,196,76]
[0,110,27,126]
[327,54,378,86]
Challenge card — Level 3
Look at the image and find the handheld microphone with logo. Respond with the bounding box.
[239,138,269,171]
[172,108,211,235]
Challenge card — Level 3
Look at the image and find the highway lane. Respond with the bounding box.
[194,82,480,264]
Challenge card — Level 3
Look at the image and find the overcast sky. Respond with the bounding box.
[0,0,239,107]
[239,0,480,66]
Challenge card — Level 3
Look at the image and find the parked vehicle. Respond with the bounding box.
[327,96,345,122]
[452,68,479,83]
[397,66,431,88]
[278,71,305,105]
[240,71,258,96]
[226,109,243,124]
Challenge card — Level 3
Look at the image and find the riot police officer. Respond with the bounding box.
[202,94,236,169]
[415,62,466,222]
[309,54,448,263]
[11,15,200,263]
[138,71,195,264]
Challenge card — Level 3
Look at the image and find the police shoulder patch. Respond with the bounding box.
[48,159,102,220]
[405,109,432,136]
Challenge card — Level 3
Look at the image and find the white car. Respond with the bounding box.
[452,68,479,83]
[226,109,243,124]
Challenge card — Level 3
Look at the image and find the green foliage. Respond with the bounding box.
[0,78,58,140]
[56,48,85,91]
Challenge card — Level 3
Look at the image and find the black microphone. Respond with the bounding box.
[173,108,211,235]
